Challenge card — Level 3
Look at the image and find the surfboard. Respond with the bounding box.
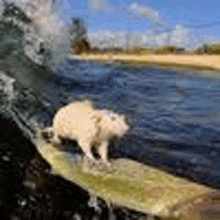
[34,132,217,219]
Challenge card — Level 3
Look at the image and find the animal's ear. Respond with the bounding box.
[110,116,116,121]
[90,112,102,124]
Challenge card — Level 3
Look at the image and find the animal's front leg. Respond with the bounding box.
[98,141,111,166]
[78,139,97,164]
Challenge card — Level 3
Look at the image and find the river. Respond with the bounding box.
[39,59,220,189]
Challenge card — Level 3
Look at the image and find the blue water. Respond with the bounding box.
[40,59,220,188]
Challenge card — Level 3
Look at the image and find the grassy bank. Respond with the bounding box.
[72,54,220,71]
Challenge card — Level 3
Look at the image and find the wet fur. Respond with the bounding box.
[44,100,129,165]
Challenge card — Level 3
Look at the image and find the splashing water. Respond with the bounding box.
[0,0,71,69]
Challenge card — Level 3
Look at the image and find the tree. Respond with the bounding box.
[70,17,90,54]
[71,38,90,54]
[70,17,87,42]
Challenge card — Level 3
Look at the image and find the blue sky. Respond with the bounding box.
[58,0,220,47]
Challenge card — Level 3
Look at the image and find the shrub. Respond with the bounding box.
[154,46,177,54]
[209,44,220,54]
[71,39,91,54]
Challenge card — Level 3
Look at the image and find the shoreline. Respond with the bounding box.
[71,54,220,71]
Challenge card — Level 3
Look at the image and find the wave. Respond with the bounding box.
[0,0,72,139]
[0,0,70,70]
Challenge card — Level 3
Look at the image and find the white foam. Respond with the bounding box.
[1,0,71,69]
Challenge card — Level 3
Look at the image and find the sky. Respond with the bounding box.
[57,0,220,48]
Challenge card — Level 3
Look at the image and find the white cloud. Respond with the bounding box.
[88,24,192,49]
[155,32,169,46]
[170,24,190,47]
[128,3,161,24]
[89,30,158,48]
[88,0,113,12]
[152,24,191,48]
[89,30,127,48]
[89,0,105,11]
[142,30,157,46]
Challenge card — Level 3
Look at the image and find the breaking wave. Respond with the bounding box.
[0,0,70,69]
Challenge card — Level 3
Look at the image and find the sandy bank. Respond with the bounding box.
[72,54,220,71]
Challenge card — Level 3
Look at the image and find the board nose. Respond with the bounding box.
[180,191,220,220]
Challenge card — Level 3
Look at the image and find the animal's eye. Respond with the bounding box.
[111,116,116,121]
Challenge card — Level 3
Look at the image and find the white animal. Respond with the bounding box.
[44,100,129,165]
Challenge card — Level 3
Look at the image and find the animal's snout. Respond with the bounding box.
[110,134,119,142]
[124,115,132,128]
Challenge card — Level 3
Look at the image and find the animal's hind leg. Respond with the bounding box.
[41,127,54,140]
[51,132,62,145]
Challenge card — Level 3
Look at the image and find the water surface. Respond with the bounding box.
[45,60,220,188]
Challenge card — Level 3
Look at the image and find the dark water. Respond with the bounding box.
[45,59,220,188]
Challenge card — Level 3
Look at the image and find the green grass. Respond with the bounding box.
[154,46,177,54]
[194,43,220,54]
[209,44,220,54]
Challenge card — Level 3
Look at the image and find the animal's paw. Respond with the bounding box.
[83,157,99,168]
[94,159,113,172]
[101,160,111,167]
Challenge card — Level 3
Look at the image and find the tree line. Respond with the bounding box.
[70,17,220,55]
